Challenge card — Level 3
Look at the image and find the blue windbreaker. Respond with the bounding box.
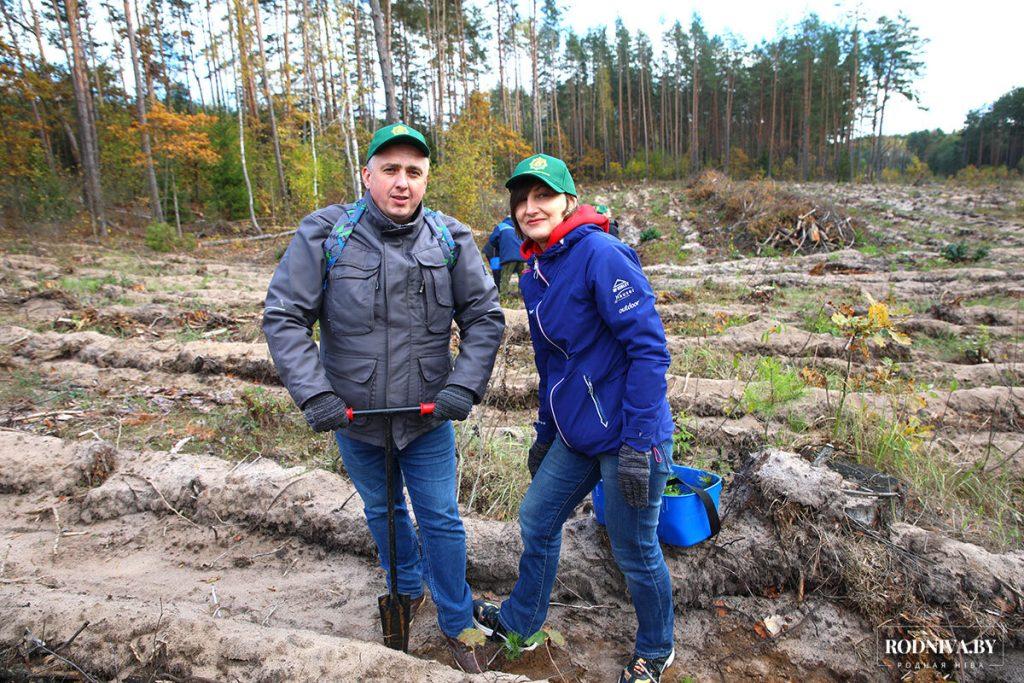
[520,217,674,455]
[488,218,525,265]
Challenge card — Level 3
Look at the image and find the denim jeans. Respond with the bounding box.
[335,421,473,638]
[499,437,675,659]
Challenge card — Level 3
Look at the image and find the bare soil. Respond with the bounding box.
[2,179,1022,681]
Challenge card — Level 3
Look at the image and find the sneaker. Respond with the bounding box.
[471,599,537,651]
[445,635,488,673]
[618,650,675,683]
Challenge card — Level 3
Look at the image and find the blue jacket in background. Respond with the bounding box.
[488,218,525,265]
[520,224,674,455]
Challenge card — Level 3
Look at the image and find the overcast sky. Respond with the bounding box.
[556,0,1022,134]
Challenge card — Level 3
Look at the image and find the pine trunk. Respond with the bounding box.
[367,0,397,123]
[251,0,288,200]
[65,0,107,234]
[800,52,812,180]
[123,0,163,222]
[529,0,542,150]
[689,41,699,173]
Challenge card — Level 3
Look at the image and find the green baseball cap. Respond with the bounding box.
[365,122,430,162]
[506,154,577,196]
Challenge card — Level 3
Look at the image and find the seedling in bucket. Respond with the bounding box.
[592,465,722,547]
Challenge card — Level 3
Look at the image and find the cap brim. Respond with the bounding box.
[367,135,430,162]
[504,171,571,195]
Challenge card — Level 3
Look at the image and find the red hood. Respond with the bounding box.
[520,205,609,260]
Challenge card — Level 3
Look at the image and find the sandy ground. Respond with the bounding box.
[2,180,1022,680]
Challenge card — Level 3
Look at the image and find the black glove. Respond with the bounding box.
[432,385,475,421]
[301,392,349,433]
[527,440,552,478]
[617,444,650,508]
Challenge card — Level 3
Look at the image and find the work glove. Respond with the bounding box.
[301,392,349,433]
[527,440,552,478]
[618,444,651,508]
[432,385,475,421]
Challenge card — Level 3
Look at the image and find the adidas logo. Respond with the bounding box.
[612,279,630,293]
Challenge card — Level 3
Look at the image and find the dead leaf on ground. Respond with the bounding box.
[123,413,159,426]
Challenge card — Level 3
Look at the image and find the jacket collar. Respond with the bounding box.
[362,190,423,238]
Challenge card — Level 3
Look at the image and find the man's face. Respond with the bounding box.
[361,144,429,224]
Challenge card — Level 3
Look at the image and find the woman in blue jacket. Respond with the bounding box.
[474,154,676,683]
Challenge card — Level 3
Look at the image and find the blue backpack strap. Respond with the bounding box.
[424,209,458,271]
[322,200,366,289]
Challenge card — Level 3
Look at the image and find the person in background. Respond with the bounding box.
[472,154,677,683]
[482,240,502,290]
[487,216,525,295]
[595,203,621,239]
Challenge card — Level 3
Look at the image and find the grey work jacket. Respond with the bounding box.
[262,193,505,449]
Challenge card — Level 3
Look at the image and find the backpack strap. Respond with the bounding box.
[322,202,458,291]
[322,200,367,289]
[424,209,459,271]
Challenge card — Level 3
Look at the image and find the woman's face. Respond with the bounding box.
[514,184,574,247]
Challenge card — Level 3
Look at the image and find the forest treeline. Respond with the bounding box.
[1,0,1021,234]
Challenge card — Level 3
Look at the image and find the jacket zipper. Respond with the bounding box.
[583,374,609,428]
[535,301,569,360]
[534,260,550,286]
[381,243,390,417]
[549,376,574,450]
[532,262,569,360]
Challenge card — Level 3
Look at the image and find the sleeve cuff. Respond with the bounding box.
[534,419,556,444]
[621,418,658,453]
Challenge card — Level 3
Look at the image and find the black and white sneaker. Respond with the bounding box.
[471,599,538,651]
[618,649,675,683]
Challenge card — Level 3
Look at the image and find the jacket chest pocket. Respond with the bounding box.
[414,248,454,334]
[326,249,381,336]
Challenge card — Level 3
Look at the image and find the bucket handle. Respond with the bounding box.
[682,480,721,539]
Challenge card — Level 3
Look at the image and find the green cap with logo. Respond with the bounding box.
[505,154,577,196]
[365,122,430,162]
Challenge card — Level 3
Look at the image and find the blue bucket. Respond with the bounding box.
[592,465,723,547]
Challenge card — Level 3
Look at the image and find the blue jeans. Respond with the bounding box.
[499,437,675,659]
[335,421,473,638]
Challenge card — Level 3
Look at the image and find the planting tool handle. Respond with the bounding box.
[683,481,721,539]
[346,403,436,421]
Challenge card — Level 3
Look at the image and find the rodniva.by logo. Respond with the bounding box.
[877,627,1004,674]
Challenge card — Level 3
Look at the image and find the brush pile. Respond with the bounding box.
[688,170,861,253]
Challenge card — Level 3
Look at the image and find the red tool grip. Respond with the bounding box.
[420,402,435,415]
[345,407,354,421]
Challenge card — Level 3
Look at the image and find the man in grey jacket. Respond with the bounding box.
[263,123,504,672]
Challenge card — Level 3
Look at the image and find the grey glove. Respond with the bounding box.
[301,392,349,433]
[432,385,475,421]
[527,440,552,478]
[618,444,650,508]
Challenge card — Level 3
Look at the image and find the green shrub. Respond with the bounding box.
[145,221,196,252]
[639,228,661,243]
[940,242,988,263]
[742,357,806,419]
[673,410,695,456]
